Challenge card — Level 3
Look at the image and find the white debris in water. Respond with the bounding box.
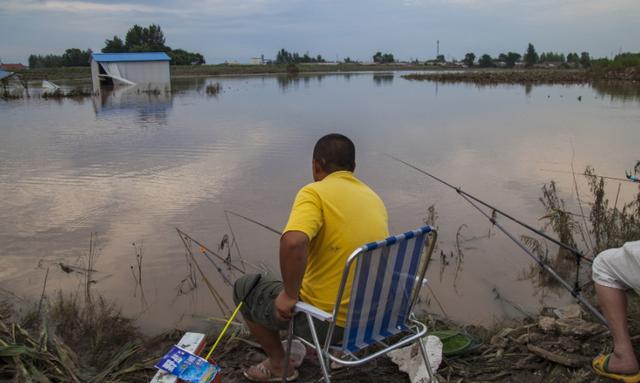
[388,335,442,383]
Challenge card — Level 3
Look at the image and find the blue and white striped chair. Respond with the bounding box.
[283,226,438,383]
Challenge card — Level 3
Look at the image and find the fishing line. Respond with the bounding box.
[540,168,633,183]
[388,155,608,325]
[224,210,283,236]
[460,192,606,325]
[388,155,593,264]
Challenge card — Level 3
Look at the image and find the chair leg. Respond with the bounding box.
[418,336,438,383]
[305,313,331,383]
[281,320,294,383]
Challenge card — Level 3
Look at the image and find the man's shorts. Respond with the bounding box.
[233,274,344,344]
[592,240,640,294]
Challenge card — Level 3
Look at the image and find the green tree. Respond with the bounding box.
[567,52,579,63]
[143,24,167,51]
[523,43,538,67]
[580,52,591,68]
[498,52,521,67]
[62,48,92,66]
[99,24,204,65]
[102,36,127,53]
[125,25,145,49]
[123,24,168,52]
[505,52,522,68]
[539,52,565,63]
[478,54,494,67]
[28,50,91,68]
[168,49,205,65]
[275,49,325,64]
[436,54,445,62]
[463,52,476,67]
[373,52,394,63]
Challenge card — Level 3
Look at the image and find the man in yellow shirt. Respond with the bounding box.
[234,133,388,382]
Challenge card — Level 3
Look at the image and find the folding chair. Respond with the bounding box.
[283,226,438,383]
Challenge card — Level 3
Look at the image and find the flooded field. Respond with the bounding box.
[1,72,639,333]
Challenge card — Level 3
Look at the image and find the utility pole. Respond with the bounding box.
[436,40,440,58]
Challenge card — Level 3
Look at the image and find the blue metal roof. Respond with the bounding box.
[91,52,171,63]
[0,69,15,80]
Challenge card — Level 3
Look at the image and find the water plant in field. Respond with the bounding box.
[205,82,222,96]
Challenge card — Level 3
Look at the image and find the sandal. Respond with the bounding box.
[244,360,299,382]
[592,354,640,383]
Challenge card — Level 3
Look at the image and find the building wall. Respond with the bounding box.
[115,61,170,87]
[91,60,170,94]
[90,60,101,94]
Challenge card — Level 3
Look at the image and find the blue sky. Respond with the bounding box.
[1,0,639,64]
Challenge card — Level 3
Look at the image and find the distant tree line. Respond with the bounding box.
[373,52,395,63]
[28,24,204,67]
[103,24,205,65]
[275,49,326,64]
[461,43,591,68]
[28,48,92,68]
[592,52,640,70]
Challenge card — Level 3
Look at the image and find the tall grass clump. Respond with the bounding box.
[525,166,640,291]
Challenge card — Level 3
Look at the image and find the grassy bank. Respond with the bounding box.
[403,67,640,84]
[2,289,637,382]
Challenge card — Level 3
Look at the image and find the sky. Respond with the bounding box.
[1,0,639,64]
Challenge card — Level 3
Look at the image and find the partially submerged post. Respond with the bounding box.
[90,52,171,94]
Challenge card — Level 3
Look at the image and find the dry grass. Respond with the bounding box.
[0,292,183,382]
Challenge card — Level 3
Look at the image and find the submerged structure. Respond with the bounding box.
[90,52,171,94]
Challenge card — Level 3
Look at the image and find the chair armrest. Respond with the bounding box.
[294,302,333,322]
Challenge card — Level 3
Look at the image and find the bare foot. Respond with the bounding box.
[607,351,640,375]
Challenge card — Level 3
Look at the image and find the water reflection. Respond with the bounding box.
[592,81,640,102]
[92,86,173,125]
[276,74,326,91]
[373,73,394,86]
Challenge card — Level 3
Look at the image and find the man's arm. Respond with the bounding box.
[275,231,309,320]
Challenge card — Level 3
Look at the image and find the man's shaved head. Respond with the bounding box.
[313,134,356,173]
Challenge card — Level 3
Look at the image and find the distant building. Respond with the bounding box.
[0,69,16,81]
[90,52,171,94]
[536,61,563,68]
[250,55,267,65]
[1,63,26,71]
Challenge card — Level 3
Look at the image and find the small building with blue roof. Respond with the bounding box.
[90,52,171,93]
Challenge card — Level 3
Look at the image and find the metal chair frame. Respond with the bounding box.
[283,226,438,383]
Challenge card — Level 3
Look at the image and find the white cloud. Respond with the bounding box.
[0,0,171,13]
[0,0,295,16]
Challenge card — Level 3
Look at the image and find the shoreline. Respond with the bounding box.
[2,289,638,382]
[10,65,640,85]
[12,63,449,83]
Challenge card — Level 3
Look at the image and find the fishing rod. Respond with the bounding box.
[540,168,635,183]
[224,210,283,236]
[389,155,593,263]
[388,155,607,325]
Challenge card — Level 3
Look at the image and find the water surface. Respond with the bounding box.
[1,73,639,332]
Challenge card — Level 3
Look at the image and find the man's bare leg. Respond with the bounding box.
[595,283,639,374]
[245,319,287,375]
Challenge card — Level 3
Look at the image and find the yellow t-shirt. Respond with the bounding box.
[283,171,389,327]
